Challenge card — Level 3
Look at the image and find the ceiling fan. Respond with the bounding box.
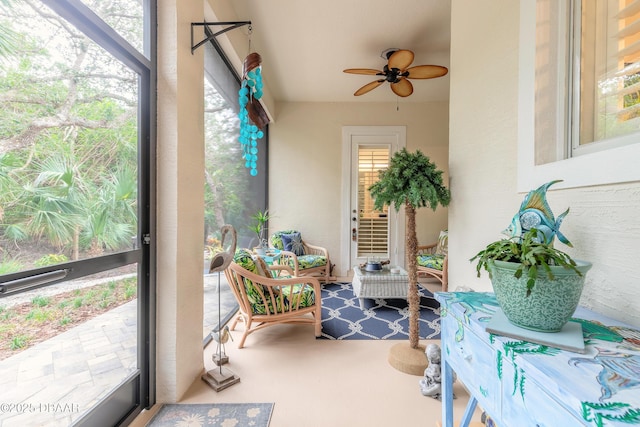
[343,49,448,97]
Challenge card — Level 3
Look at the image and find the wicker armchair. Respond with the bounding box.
[270,230,331,282]
[417,230,448,292]
[224,249,322,348]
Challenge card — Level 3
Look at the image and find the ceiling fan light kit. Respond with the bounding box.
[343,49,448,97]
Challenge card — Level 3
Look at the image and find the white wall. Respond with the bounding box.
[449,0,640,326]
[268,101,450,277]
[156,0,206,402]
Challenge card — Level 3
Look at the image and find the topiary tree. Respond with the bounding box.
[369,148,450,350]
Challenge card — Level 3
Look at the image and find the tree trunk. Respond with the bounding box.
[73,226,80,261]
[406,202,420,349]
[204,169,226,229]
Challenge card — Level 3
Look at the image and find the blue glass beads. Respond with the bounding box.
[238,66,264,177]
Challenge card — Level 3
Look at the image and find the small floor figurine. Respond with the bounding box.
[212,325,233,366]
[419,343,455,400]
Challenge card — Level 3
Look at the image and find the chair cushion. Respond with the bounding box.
[233,249,283,314]
[294,254,327,270]
[281,232,305,256]
[417,253,445,270]
[281,284,316,308]
[435,230,448,255]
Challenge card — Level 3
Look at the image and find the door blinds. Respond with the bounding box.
[357,147,389,257]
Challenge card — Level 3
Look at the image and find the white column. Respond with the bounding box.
[156,0,205,402]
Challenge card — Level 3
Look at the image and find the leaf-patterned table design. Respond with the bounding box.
[436,292,640,427]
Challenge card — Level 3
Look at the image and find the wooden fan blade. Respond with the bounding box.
[405,65,449,79]
[388,49,414,70]
[354,80,384,96]
[391,78,413,97]
[343,68,383,75]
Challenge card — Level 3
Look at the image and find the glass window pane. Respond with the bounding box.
[80,0,144,54]
[1,1,139,271]
[579,0,640,145]
[0,266,138,424]
[357,146,389,257]
[533,0,640,163]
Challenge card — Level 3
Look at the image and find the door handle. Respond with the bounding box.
[352,227,357,241]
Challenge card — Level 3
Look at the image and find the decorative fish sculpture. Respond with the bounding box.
[504,180,572,246]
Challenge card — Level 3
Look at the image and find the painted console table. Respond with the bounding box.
[435,292,640,427]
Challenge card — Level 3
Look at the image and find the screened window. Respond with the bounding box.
[535,0,640,165]
[202,39,268,341]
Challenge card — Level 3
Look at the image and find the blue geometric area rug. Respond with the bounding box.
[320,282,440,340]
[147,403,274,427]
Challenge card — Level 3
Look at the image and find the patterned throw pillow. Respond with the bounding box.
[435,230,448,255]
[281,232,305,256]
[270,229,297,250]
[234,248,259,274]
[254,256,272,278]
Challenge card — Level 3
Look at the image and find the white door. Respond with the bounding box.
[341,126,406,275]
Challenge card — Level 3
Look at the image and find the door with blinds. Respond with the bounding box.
[356,146,390,259]
[342,126,406,273]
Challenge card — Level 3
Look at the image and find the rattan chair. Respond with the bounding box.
[224,249,322,348]
[417,230,448,292]
[270,230,331,282]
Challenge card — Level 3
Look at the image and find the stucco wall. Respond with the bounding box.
[156,0,206,402]
[448,0,640,326]
[268,101,450,277]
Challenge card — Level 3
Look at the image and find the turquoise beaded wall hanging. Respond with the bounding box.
[238,52,267,177]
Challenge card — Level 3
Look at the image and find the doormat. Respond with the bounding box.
[147,403,274,427]
[320,282,440,340]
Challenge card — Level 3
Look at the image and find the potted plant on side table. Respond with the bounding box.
[249,209,270,256]
[470,180,592,332]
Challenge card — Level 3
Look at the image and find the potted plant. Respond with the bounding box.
[249,209,270,255]
[369,148,450,375]
[470,180,592,332]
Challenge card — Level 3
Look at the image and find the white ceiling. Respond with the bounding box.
[228,0,451,103]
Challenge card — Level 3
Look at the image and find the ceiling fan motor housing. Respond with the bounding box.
[382,65,403,83]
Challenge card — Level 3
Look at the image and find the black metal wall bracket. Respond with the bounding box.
[191,21,251,54]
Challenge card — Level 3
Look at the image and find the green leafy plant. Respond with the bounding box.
[0,258,23,275]
[470,228,581,296]
[34,253,68,267]
[31,295,50,307]
[25,308,51,322]
[11,335,29,350]
[124,282,136,299]
[249,209,271,248]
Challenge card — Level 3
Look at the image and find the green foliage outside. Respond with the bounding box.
[0,1,139,268]
[1,1,262,274]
